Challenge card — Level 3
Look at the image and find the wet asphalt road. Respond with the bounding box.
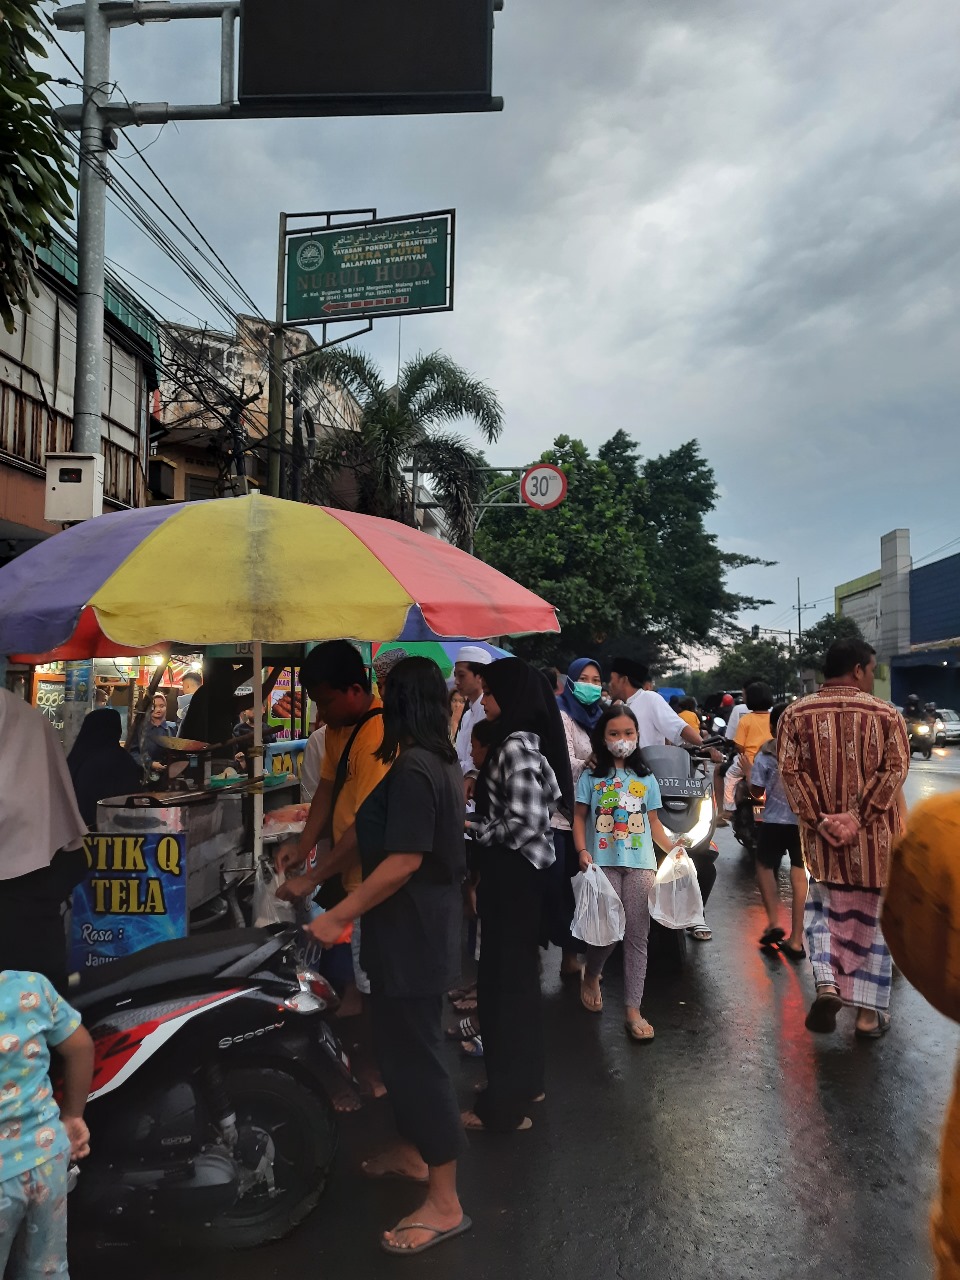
[77,754,960,1280]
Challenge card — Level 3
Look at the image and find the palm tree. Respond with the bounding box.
[301,347,503,547]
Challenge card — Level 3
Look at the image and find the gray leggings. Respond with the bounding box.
[585,866,657,1009]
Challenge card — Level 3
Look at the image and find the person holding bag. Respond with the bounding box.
[462,659,572,1134]
[573,703,684,1042]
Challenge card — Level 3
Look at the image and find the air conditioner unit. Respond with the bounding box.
[44,453,104,523]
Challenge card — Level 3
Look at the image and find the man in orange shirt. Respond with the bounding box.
[277,641,391,1101]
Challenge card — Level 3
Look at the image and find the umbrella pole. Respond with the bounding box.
[252,640,264,870]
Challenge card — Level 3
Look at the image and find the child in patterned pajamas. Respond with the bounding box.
[0,971,94,1279]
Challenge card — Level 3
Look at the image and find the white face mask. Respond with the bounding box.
[608,737,635,758]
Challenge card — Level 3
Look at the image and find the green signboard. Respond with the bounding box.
[285,212,454,325]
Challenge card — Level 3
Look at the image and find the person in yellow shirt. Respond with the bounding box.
[678,696,702,736]
[277,640,391,1103]
[733,682,773,769]
[883,793,960,1280]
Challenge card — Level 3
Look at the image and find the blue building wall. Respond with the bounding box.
[910,552,960,646]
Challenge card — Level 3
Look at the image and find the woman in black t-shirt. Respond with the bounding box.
[306,656,470,1258]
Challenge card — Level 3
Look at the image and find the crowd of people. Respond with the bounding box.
[1,632,955,1271]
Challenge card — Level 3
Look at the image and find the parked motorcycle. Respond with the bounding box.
[68,927,350,1249]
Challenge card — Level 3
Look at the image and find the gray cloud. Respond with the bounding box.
[48,0,960,631]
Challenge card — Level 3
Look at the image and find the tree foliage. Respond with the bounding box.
[303,347,500,547]
[474,432,771,667]
[1,2,75,333]
[798,612,864,674]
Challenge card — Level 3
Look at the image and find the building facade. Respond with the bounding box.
[0,234,160,566]
[835,528,960,708]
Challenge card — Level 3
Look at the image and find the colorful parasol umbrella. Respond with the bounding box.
[0,494,559,660]
[373,639,510,678]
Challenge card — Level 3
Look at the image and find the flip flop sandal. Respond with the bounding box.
[580,981,603,1014]
[625,1018,655,1041]
[460,1035,483,1058]
[855,1011,892,1039]
[759,926,786,947]
[688,925,713,941]
[445,1017,479,1041]
[805,989,843,1033]
[381,1215,473,1256]
[462,1112,532,1132]
[779,942,806,961]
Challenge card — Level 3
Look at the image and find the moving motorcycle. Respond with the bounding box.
[642,738,722,968]
[69,927,350,1249]
[907,719,933,760]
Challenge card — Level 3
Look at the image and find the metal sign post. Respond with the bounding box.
[52,0,504,491]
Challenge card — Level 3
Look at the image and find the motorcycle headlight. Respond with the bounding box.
[916,724,930,736]
[681,797,715,848]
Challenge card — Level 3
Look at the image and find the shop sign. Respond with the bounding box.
[69,834,188,974]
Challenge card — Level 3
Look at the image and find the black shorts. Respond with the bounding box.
[756,823,803,872]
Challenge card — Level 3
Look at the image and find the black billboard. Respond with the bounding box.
[239,0,495,110]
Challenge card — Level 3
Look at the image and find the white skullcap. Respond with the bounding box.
[455,645,493,666]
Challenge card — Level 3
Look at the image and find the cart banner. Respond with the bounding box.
[69,833,188,974]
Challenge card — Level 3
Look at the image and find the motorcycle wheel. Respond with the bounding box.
[201,1068,337,1249]
[923,747,932,760]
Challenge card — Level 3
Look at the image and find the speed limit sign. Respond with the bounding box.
[520,464,568,511]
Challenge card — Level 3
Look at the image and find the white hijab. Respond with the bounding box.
[0,689,88,880]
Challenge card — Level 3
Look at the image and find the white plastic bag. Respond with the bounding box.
[648,848,705,930]
[252,858,296,928]
[571,864,626,947]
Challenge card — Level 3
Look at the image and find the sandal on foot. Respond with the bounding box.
[759,926,786,947]
[381,1216,473,1256]
[855,1011,891,1039]
[780,942,806,961]
[805,988,842,1033]
[446,1016,479,1041]
[625,1017,655,1041]
[688,925,712,941]
[447,984,476,1003]
[462,1111,532,1132]
[460,1035,483,1058]
[580,980,603,1014]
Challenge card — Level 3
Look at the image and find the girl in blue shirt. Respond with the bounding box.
[573,704,684,1041]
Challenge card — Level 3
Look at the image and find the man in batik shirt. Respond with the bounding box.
[777,638,909,1038]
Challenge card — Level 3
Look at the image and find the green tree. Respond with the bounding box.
[475,432,771,668]
[475,435,652,664]
[798,612,864,675]
[1,2,75,333]
[303,347,501,547]
[709,636,797,699]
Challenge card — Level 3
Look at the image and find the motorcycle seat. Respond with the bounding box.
[70,927,280,1010]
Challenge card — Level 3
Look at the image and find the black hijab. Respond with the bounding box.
[67,708,143,827]
[476,658,573,815]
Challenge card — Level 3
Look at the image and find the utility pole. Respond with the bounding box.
[266,212,287,497]
[72,0,112,454]
[796,578,804,694]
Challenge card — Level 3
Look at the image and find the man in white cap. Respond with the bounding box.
[453,645,493,784]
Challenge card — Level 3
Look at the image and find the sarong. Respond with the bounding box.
[804,880,892,1010]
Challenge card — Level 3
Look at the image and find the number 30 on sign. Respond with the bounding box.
[520,464,568,511]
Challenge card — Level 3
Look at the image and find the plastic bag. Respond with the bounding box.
[252,858,296,928]
[648,848,705,930]
[571,864,626,947]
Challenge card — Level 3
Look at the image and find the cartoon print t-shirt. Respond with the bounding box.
[575,768,663,870]
[0,971,81,1169]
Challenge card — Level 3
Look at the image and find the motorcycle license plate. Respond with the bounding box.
[320,1022,352,1077]
[658,781,706,797]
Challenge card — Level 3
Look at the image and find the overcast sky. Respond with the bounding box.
[46,0,960,637]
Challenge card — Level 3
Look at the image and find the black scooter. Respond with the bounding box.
[69,927,351,1249]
